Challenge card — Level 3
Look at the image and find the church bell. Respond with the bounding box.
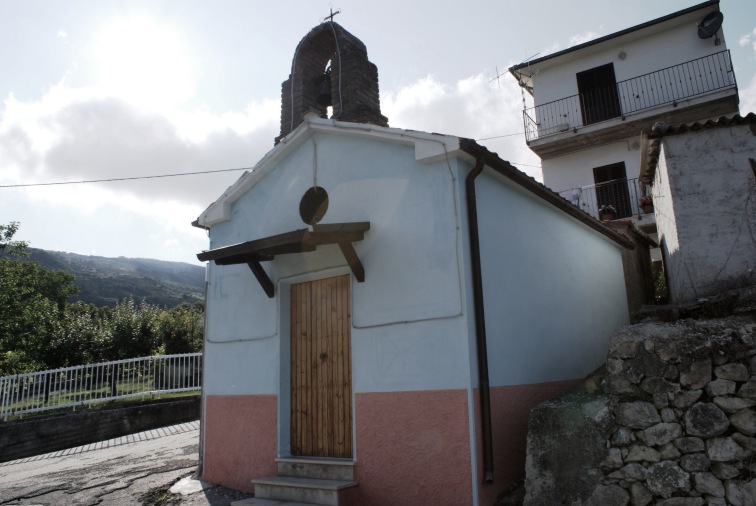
[315,69,332,107]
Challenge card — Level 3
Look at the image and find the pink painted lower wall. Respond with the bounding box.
[475,381,578,505]
[353,389,473,506]
[201,395,277,493]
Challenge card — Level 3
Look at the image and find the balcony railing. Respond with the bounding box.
[523,50,736,142]
[558,177,652,221]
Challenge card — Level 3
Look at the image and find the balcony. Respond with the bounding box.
[523,51,738,157]
[558,177,654,223]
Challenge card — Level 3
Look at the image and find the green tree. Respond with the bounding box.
[0,223,78,375]
[155,302,204,354]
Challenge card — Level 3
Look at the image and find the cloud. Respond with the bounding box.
[382,73,542,179]
[0,84,279,208]
[739,27,756,52]
[569,31,599,46]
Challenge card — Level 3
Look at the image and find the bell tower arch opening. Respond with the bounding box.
[276,22,388,144]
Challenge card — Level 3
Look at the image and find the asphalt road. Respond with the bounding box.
[0,421,253,506]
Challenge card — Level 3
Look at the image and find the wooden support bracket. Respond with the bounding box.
[247,259,275,298]
[338,242,365,282]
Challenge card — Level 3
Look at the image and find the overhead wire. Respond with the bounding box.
[0,167,251,188]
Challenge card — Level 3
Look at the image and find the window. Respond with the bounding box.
[577,63,621,125]
[594,162,631,219]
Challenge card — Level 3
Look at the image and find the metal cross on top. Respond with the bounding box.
[323,7,341,22]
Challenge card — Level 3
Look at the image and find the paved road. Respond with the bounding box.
[0,421,253,506]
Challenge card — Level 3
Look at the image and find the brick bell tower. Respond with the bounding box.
[276,21,389,144]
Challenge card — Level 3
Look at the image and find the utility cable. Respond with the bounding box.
[0,167,250,188]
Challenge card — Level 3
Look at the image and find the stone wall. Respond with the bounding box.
[524,310,756,506]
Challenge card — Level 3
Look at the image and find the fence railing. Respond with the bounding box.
[0,353,202,420]
[558,177,651,221]
[523,50,736,141]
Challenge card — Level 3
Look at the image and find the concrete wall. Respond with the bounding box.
[0,397,199,463]
[654,123,756,302]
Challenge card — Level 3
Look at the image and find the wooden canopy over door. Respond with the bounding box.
[290,275,353,458]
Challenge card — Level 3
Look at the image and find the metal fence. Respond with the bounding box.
[558,177,650,221]
[0,353,202,420]
[523,50,736,141]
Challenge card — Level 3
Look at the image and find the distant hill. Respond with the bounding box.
[24,248,205,308]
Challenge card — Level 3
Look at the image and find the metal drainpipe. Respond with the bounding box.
[466,156,494,483]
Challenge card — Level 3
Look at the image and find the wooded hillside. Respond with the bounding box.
[25,249,205,308]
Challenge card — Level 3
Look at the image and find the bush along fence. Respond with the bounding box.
[0,353,202,420]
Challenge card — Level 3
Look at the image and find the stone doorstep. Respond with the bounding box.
[276,457,355,481]
[252,476,358,506]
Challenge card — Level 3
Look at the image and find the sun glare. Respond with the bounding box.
[93,15,195,110]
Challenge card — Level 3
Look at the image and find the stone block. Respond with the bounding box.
[625,445,660,463]
[673,437,704,453]
[683,403,729,437]
[729,408,756,436]
[710,462,741,480]
[616,402,661,429]
[706,379,737,397]
[645,461,691,496]
[659,442,682,460]
[712,396,756,413]
[638,422,682,446]
[671,390,703,409]
[584,484,630,506]
[706,437,753,462]
[642,377,680,395]
[680,359,712,390]
[724,478,756,506]
[629,482,652,506]
[737,377,756,399]
[714,363,750,381]
[680,453,710,472]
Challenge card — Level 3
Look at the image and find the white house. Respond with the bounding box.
[194,22,633,506]
[639,113,756,302]
[508,0,739,228]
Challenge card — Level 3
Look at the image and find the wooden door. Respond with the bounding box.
[578,63,621,125]
[290,275,352,458]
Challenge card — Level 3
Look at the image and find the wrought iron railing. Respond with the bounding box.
[558,177,652,221]
[0,353,202,420]
[523,50,736,141]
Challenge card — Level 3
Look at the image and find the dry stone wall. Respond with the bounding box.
[524,313,756,506]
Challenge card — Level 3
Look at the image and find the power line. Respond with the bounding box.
[475,132,525,141]
[0,167,251,188]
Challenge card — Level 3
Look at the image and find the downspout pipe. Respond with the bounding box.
[466,156,494,483]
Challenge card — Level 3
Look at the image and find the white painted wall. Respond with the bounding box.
[531,13,728,107]
[472,166,630,386]
[654,124,756,302]
[202,125,632,400]
[203,131,472,397]
[541,138,640,192]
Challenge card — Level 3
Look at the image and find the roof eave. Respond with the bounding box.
[459,138,635,250]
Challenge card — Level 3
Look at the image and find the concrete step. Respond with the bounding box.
[232,498,316,506]
[252,476,358,506]
[276,457,355,480]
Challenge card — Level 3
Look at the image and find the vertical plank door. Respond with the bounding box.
[290,275,353,458]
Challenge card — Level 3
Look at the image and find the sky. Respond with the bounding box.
[1,0,755,265]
